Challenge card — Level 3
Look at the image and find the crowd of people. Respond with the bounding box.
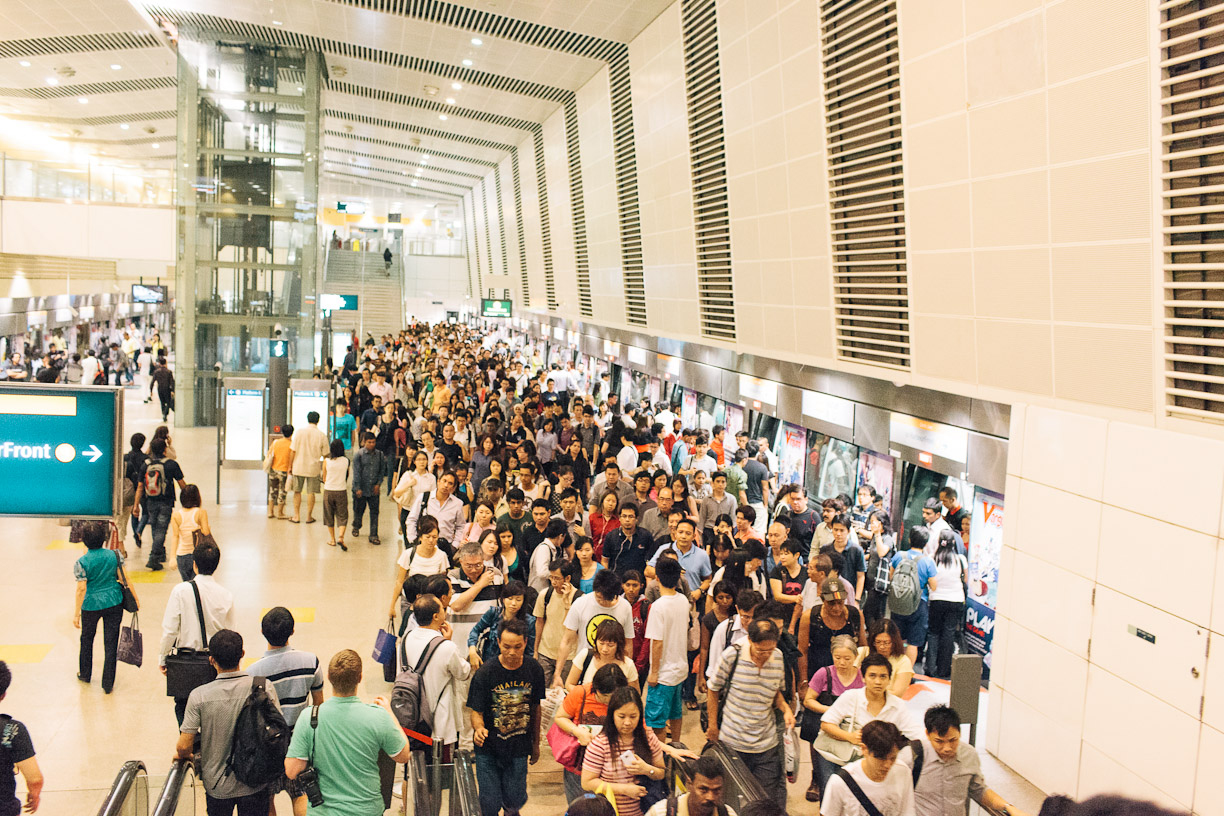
[16,321,1039,816]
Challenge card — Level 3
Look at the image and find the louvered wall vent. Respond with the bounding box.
[681,0,736,341]
[818,0,911,370]
[510,147,530,304]
[1162,0,1224,420]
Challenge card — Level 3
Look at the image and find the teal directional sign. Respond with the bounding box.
[0,384,122,518]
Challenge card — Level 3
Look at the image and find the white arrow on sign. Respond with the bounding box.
[84,444,103,463]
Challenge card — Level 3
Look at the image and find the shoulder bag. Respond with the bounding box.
[800,667,835,743]
[117,612,143,668]
[164,580,218,698]
[115,554,139,613]
[836,768,886,816]
[813,693,860,766]
[545,689,588,770]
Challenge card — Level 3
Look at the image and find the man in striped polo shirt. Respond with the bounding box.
[706,619,795,811]
[248,607,325,729]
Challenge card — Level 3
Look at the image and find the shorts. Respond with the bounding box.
[644,682,684,728]
[292,474,321,494]
[323,490,349,527]
[892,600,929,648]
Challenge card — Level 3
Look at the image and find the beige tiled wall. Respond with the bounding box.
[996,405,1223,813]
[900,0,1155,415]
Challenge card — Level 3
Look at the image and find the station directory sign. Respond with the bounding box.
[481,299,513,318]
[0,384,122,518]
[290,379,330,434]
[222,378,266,467]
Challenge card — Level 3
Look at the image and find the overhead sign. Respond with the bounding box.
[802,389,855,431]
[320,293,360,312]
[224,379,266,463]
[739,374,778,406]
[481,298,513,318]
[0,384,121,518]
[132,284,167,304]
[270,340,289,358]
[336,201,366,214]
[889,412,969,465]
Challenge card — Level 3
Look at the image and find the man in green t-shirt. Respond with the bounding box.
[286,650,411,815]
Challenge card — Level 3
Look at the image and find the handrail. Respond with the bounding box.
[96,760,147,816]
[451,750,481,816]
[672,742,769,811]
[150,758,196,816]
[407,750,435,816]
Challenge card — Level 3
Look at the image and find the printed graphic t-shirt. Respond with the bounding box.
[466,656,546,758]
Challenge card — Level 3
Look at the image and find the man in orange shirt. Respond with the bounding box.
[264,425,294,519]
[710,424,727,466]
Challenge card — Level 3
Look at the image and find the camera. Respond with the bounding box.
[295,766,324,807]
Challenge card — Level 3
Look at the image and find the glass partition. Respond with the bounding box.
[2,154,173,204]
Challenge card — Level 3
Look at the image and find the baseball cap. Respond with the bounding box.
[820,577,848,602]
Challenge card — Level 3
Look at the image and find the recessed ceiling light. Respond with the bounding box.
[45,77,58,86]
[272,19,283,25]
[438,114,448,121]
[451,82,462,90]
[19,61,30,67]
[445,97,456,105]
[120,123,130,130]
[110,64,122,70]
[471,38,482,46]
[411,181,418,187]
[77,97,88,104]
[151,143,160,149]
[462,59,473,67]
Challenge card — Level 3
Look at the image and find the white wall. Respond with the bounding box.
[404,254,468,304]
[0,199,175,262]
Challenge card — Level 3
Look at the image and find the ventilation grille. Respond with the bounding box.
[610,53,647,326]
[325,130,496,169]
[329,80,537,130]
[324,145,482,179]
[534,127,557,309]
[324,170,462,200]
[510,146,530,303]
[681,0,736,341]
[4,110,176,127]
[0,31,163,59]
[563,103,592,316]
[818,0,911,370]
[477,179,492,291]
[1161,0,1224,420]
[463,193,477,296]
[335,161,471,191]
[0,76,176,99]
[324,109,512,152]
[493,165,509,276]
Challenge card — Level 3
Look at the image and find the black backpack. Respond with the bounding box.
[225,677,291,787]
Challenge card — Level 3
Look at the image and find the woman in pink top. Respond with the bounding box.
[801,634,864,802]
[581,687,665,816]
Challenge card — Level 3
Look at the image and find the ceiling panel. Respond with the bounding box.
[443,0,675,43]
[0,0,153,39]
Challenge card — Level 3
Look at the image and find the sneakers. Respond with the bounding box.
[806,784,821,803]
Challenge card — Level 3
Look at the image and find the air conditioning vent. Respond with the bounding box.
[533,127,557,309]
[681,0,736,341]
[1162,0,1224,420]
[477,177,491,294]
[565,104,593,317]
[492,165,509,278]
[463,192,477,298]
[819,0,911,370]
[511,146,530,304]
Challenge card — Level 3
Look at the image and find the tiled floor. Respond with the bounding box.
[0,388,1045,815]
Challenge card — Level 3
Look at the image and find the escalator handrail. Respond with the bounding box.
[151,758,195,816]
[451,750,482,816]
[408,750,435,816]
[670,741,770,805]
[96,760,147,816]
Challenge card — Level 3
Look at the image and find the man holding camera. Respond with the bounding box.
[285,649,411,815]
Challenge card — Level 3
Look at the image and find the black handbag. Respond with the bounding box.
[116,558,138,614]
[800,666,836,743]
[164,580,217,698]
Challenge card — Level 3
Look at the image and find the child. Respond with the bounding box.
[263,425,293,519]
[622,570,651,676]
[533,557,578,683]
[467,580,535,668]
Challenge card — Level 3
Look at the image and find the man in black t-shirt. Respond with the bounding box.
[467,619,545,816]
[132,437,186,571]
[0,662,42,816]
[785,491,820,548]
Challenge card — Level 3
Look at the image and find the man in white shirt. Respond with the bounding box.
[528,519,572,594]
[821,720,915,816]
[552,570,635,688]
[702,589,757,686]
[288,411,328,523]
[158,542,235,725]
[368,368,394,405]
[399,594,472,748]
[920,499,952,556]
[406,471,467,542]
[80,350,100,386]
[644,558,690,742]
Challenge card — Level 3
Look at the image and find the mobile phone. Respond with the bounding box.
[619,749,636,767]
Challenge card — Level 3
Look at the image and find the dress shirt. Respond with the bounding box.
[698,493,738,531]
[159,575,235,666]
[407,493,467,541]
[820,687,924,740]
[899,736,989,816]
[400,627,472,745]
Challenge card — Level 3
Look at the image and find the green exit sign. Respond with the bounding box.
[0,384,122,518]
[481,299,513,318]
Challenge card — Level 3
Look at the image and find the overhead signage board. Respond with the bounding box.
[132,284,168,304]
[319,293,359,312]
[290,379,330,434]
[739,374,779,406]
[336,201,366,214]
[802,389,855,433]
[0,384,121,518]
[889,412,970,466]
[481,299,513,318]
[224,379,266,463]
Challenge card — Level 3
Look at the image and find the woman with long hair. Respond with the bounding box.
[859,618,913,695]
[580,686,666,816]
[470,433,500,492]
[466,579,535,668]
[585,491,621,562]
[670,474,698,519]
[387,517,451,619]
[392,448,436,545]
[322,439,351,551]
[457,500,497,546]
[494,521,528,584]
[565,619,640,692]
[572,535,604,594]
[124,432,148,545]
[168,484,210,581]
[924,529,968,679]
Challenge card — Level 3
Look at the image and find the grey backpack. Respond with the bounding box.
[888,555,921,617]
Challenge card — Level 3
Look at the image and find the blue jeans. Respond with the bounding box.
[177,554,196,582]
[474,752,528,816]
[145,502,174,566]
[892,599,930,667]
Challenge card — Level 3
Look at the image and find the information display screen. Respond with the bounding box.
[224,386,265,462]
[0,384,121,518]
[481,299,513,318]
[132,284,167,304]
[290,385,329,434]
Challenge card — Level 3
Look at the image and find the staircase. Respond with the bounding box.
[323,249,405,341]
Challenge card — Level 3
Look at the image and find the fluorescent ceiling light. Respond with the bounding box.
[452,82,462,90]
[19,61,30,67]
[120,123,129,130]
[110,64,122,70]
[78,97,88,104]
[439,114,447,121]
[151,143,160,149]
[471,38,482,46]
[45,77,58,85]
[446,98,456,105]
[462,59,473,67]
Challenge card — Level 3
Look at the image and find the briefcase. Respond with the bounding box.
[165,648,216,698]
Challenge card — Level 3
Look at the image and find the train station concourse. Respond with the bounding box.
[0,1,1220,816]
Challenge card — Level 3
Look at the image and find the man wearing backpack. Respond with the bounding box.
[888,528,938,669]
[398,594,471,750]
[285,650,412,816]
[133,436,186,571]
[175,629,283,816]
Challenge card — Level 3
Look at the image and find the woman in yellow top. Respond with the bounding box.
[856,618,914,696]
[169,484,210,582]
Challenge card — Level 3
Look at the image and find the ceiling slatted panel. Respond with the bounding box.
[1162,0,1224,420]
[819,0,912,371]
[0,76,176,98]
[510,147,530,304]
[0,31,162,58]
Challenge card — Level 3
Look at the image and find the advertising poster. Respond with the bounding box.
[724,404,744,443]
[696,393,718,433]
[778,422,808,486]
[856,450,895,517]
[620,368,634,401]
[816,436,858,499]
[225,388,265,461]
[649,377,661,406]
[805,430,824,500]
[681,388,698,429]
[964,489,1004,677]
[291,389,329,435]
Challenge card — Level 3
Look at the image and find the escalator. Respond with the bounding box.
[96,757,196,816]
[667,742,770,813]
[403,745,481,816]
